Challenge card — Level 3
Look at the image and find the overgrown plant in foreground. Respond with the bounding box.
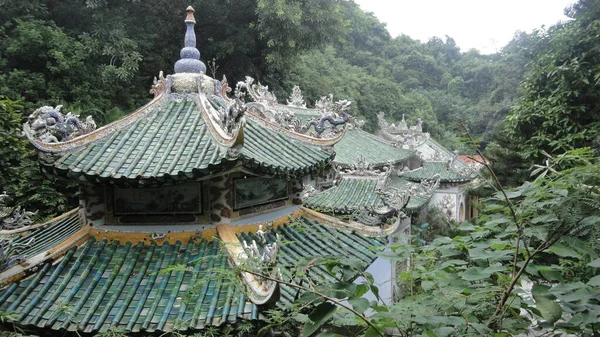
[261,149,600,337]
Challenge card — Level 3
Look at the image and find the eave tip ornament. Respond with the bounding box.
[174,5,206,74]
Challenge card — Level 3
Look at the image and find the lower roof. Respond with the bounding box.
[304,176,433,215]
[0,217,383,334]
[334,128,414,167]
[304,178,382,214]
[401,161,472,183]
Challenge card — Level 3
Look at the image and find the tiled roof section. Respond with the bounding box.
[402,162,472,183]
[405,195,431,213]
[304,178,382,213]
[0,237,258,333]
[51,100,333,181]
[387,176,432,213]
[241,119,334,176]
[53,99,227,180]
[1,217,382,334]
[237,217,385,305]
[334,128,414,167]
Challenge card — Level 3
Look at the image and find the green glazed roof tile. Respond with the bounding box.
[304,178,382,213]
[0,237,258,334]
[402,161,472,183]
[1,217,383,334]
[334,128,414,167]
[51,100,333,182]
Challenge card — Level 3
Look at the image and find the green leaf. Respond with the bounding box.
[547,243,581,258]
[348,297,370,314]
[587,275,600,287]
[303,302,337,337]
[460,267,490,281]
[457,221,476,231]
[316,333,344,337]
[532,284,563,324]
[433,326,456,337]
[363,327,381,337]
[353,283,369,298]
[588,258,600,268]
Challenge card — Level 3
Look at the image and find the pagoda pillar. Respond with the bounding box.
[81,185,106,227]
[208,175,233,224]
[291,179,303,205]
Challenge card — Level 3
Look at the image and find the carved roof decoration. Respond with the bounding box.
[0,193,37,231]
[287,85,306,108]
[377,111,429,150]
[241,80,351,145]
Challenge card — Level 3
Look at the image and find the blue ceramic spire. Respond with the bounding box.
[174,6,206,74]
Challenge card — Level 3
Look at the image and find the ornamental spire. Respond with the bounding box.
[174,6,206,74]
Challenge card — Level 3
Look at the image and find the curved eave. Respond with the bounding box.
[238,154,333,179]
[195,93,243,148]
[246,111,345,147]
[45,156,238,186]
[403,175,473,184]
[23,93,166,153]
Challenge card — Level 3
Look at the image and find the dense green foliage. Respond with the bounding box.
[506,0,600,161]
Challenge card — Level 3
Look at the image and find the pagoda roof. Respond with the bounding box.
[0,217,382,334]
[41,97,333,184]
[333,127,415,168]
[304,178,382,214]
[387,176,432,213]
[304,175,433,215]
[401,161,473,183]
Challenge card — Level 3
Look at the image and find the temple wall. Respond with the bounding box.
[428,185,468,222]
[80,172,301,226]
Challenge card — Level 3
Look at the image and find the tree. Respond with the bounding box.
[506,0,600,161]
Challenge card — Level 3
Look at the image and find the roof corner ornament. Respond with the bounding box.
[150,71,167,97]
[354,187,410,227]
[296,97,351,138]
[238,76,278,105]
[237,229,282,304]
[286,85,306,108]
[1,192,37,271]
[174,6,206,74]
[0,238,34,271]
[25,105,97,144]
[0,192,37,231]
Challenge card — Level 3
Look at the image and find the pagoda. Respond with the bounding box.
[0,7,401,336]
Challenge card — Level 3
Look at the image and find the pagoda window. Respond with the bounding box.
[233,177,289,210]
[113,183,202,215]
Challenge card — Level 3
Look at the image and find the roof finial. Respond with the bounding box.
[174,6,206,74]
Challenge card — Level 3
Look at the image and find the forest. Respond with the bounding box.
[1,0,599,336]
